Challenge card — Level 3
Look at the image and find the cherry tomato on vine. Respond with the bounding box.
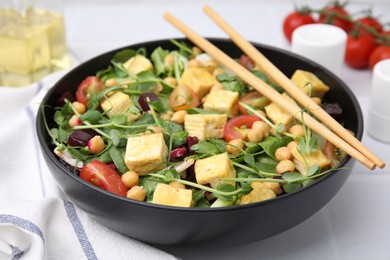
[80,160,127,196]
[75,76,104,106]
[319,5,352,32]
[169,84,200,111]
[345,34,377,69]
[224,115,262,142]
[283,11,315,42]
[369,45,390,70]
[357,16,383,37]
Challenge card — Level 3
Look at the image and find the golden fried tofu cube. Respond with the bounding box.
[203,90,239,117]
[123,54,153,75]
[239,182,277,205]
[195,152,236,188]
[125,133,168,175]
[290,70,330,98]
[264,93,296,130]
[184,114,227,140]
[179,67,217,98]
[100,91,140,123]
[152,183,193,208]
[287,141,331,176]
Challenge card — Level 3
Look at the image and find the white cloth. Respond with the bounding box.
[0,71,177,260]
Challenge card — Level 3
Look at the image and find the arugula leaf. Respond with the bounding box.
[283,182,303,193]
[112,49,137,63]
[258,136,292,159]
[213,184,236,201]
[151,47,169,76]
[140,176,160,202]
[190,140,224,155]
[192,190,210,208]
[108,145,128,174]
[79,110,102,124]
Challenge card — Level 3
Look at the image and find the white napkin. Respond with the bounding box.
[0,72,177,260]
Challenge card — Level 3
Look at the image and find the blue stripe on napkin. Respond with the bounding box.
[63,200,98,260]
[0,214,45,241]
[11,245,24,260]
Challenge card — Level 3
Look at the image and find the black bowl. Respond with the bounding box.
[36,38,363,246]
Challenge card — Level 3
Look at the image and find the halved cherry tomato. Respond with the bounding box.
[76,76,104,106]
[224,115,261,142]
[238,91,270,115]
[319,5,352,32]
[80,160,127,196]
[169,85,200,111]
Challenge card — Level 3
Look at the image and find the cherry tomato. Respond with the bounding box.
[169,84,200,111]
[239,55,255,70]
[238,91,270,115]
[80,160,127,196]
[357,16,383,37]
[283,11,315,42]
[323,141,337,167]
[224,115,262,142]
[369,45,390,70]
[319,5,352,32]
[76,76,104,106]
[345,34,377,69]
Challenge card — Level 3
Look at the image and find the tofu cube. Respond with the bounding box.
[195,152,236,188]
[290,70,330,98]
[123,54,154,75]
[179,67,217,98]
[239,182,276,205]
[100,91,140,123]
[125,133,168,175]
[152,183,193,208]
[184,114,227,140]
[264,92,296,130]
[287,141,331,176]
[203,90,239,117]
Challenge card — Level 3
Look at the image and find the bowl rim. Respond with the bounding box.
[36,37,364,212]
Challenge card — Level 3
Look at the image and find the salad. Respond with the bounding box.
[44,39,348,208]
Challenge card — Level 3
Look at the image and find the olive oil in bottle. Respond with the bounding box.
[0,5,70,87]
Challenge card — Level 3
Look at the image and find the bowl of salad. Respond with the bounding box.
[36,38,363,246]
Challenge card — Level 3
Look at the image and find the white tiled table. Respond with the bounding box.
[29,0,390,258]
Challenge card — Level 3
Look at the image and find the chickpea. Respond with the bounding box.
[72,101,86,114]
[104,78,118,87]
[188,59,202,68]
[275,146,292,161]
[252,121,270,137]
[127,186,146,201]
[164,54,174,66]
[69,115,81,128]
[121,170,139,188]
[192,46,203,55]
[145,125,164,135]
[160,110,173,121]
[204,60,218,74]
[226,139,244,156]
[289,124,305,138]
[213,67,225,77]
[169,181,186,189]
[311,97,322,105]
[87,135,105,155]
[276,160,296,174]
[152,83,163,93]
[247,128,264,143]
[171,110,187,124]
[163,76,177,87]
